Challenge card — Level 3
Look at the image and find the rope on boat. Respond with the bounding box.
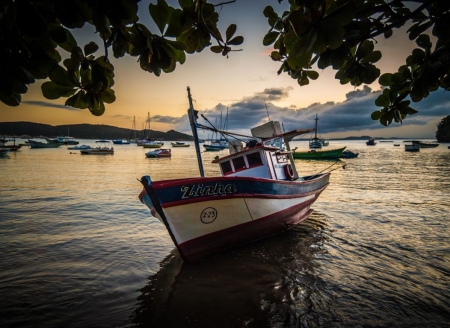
[304,160,347,180]
[200,114,248,151]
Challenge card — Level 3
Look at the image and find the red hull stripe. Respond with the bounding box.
[162,184,327,208]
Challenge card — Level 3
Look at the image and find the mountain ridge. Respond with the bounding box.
[0,122,194,141]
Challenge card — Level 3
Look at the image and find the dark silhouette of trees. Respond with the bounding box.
[1,0,449,126]
[436,115,450,142]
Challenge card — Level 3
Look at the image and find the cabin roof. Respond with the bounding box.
[211,145,291,164]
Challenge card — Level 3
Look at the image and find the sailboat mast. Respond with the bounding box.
[315,114,318,139]
[187,86,205,177]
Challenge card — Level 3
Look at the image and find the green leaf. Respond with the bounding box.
[71,47,85,63]
[98,88,116,103]
[48,24,67,43]
[263,6,277,19]
[210,46,222,54]
[263,32,279,46]
[227,36,243,46]
[407,21,433,40]
[86,93,106,116]
[270,51,282,61]
[356,40,374,60]
[57,28,78,53]
[379,73,392,86]
[375,93,390,107]
[84,42,99,56]
[288,10,311,37]
[225,24,236,43]
[165,9,185,38]
[405,107,418,115]
[49,66,77,87]
[149,0,170,35]
[65,90,87,109]
[360,51,381,64]
[371,110,383,120]
[416,34,431,49]
[0,91,21,107]
[326,1,357,26]
[305,70,319,80]
[92,9,111,38]
[318,18,344,50]
[384,29,393,39]
[41,81,76,99]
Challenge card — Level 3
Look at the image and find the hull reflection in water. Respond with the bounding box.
[130,215,331,327]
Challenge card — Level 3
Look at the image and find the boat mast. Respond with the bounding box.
[314,114,318,139]
[187,86,205,177]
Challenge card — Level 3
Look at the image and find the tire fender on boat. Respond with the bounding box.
[284,163,294,180]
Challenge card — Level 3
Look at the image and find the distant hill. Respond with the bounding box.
[0,122,194,141]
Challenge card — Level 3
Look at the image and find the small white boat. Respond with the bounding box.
[29,139,62,148]
[142,140,164,148]
[138,87,331,263]
[171,142,190,147]
[411,140,439,148]
[68,144,92,150]
[0,148,11,156]
[308,114,323,149]
[203,141,227,151]
[112,139,130,145]
[81,142,114,155]
[366,137,377,146]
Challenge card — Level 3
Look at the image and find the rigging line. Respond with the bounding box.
[304,160,344,180]
[200,114,239,150]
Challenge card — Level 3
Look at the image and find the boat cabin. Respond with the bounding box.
[210,121,313,181]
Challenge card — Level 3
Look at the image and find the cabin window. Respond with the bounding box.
[232,156,246,171]
[220,161,233,175]
[246,152,263,167]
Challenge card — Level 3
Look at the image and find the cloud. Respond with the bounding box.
[22,100,82,111]
[153,86,450,137]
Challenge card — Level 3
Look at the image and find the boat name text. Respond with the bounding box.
[181,183,237,199]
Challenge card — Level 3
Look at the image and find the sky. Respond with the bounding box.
[0,0,449,139]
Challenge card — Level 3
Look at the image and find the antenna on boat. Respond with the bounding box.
[187,86,205,177]
[264,100,271,122]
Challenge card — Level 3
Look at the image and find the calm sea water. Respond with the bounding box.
[0,139,449,328]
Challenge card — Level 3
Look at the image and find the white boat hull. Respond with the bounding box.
[139,174,328,262]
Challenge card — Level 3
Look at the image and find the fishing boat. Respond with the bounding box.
[142,140,164,148]
[309,114,322,149]
[46,132,79,145]
[67,144,92,150]
[405,144,420,152]
[0,137,22,151]
[29,139,62,148]
[145,148,172,158]
[411,140,439,148]
[0,148,11,156]
[340,150,359,158]
[203,140,227,151]
[292,147,347,160]
[80,146,114,155]
[366,137,376,146]
[138,87,333,263]
[171,142,190,147]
